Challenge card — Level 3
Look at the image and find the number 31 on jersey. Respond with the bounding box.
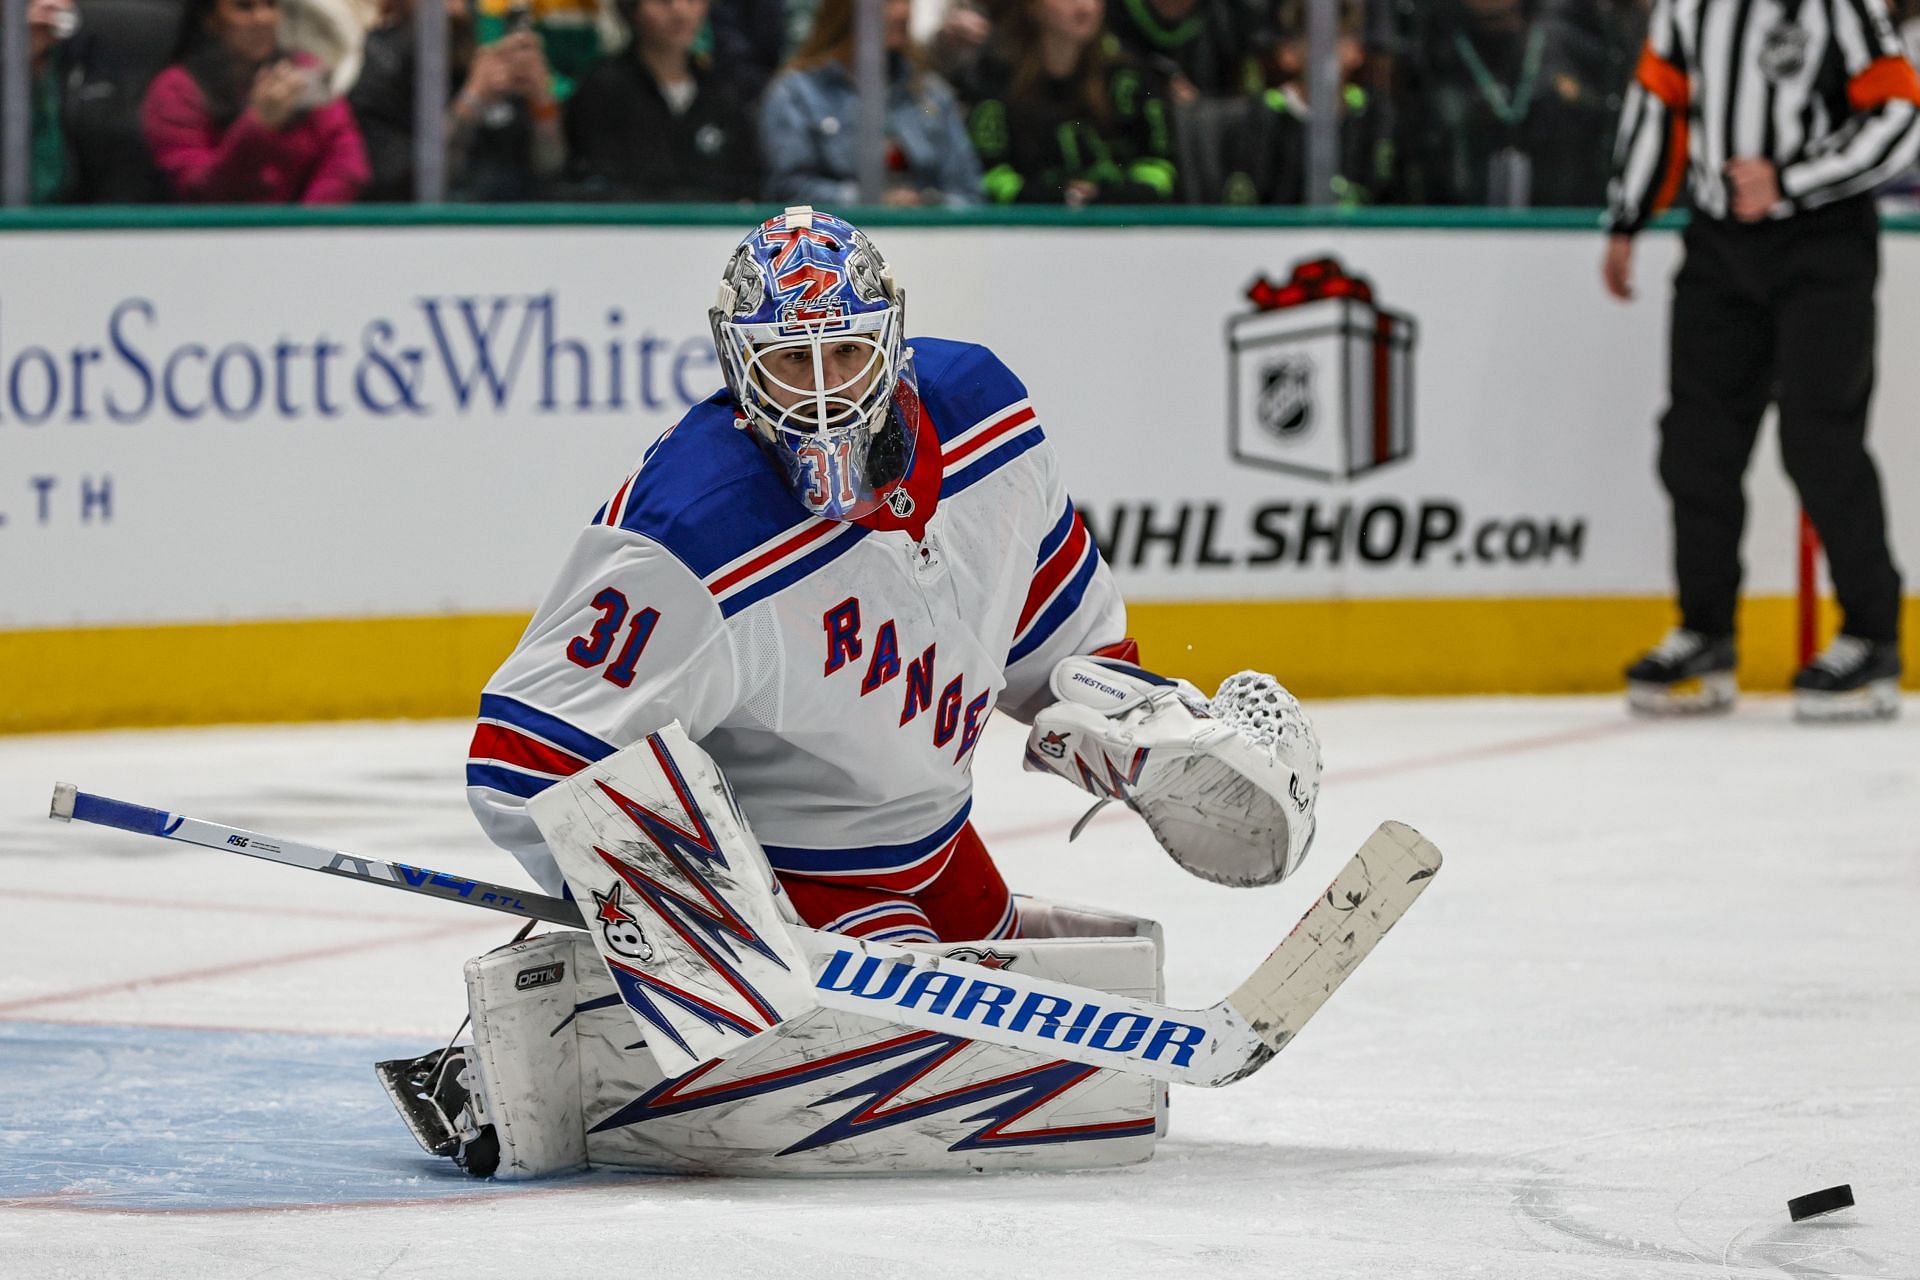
[567,588,660,688]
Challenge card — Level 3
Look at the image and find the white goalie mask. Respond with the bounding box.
[709,207,914,521]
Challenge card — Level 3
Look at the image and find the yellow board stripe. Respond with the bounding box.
[0,614,531,735]
[1,596,1913,734]
[1127,595,1918,697]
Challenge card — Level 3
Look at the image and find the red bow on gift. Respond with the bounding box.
[1245,257,1376,310]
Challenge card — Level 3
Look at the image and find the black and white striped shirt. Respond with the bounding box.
[1607,0,1920,232]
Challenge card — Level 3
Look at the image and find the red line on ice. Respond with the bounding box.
[0,885,450,925]
[980,715,1651,844]
[0,1177,671,1216]
[1324,716,1649,784]
[0,919,499,1015]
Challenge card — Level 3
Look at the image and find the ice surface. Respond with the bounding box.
[1,698,1915,1278]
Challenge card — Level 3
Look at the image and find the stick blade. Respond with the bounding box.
[1220,820,1441,1077]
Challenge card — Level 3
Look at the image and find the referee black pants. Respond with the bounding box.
[1660,196,1903,643]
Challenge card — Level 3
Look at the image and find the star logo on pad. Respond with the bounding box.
[945,946,1016,971]
[594,882,637,927]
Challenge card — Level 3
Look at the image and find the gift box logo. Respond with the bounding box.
[1227,257,1416,482]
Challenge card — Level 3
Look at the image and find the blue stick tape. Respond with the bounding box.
[71,791,178,838]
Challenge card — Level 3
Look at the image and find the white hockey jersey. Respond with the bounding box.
[467,338,1127,897]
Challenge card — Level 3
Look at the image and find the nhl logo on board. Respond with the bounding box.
[1759,22,1809,80]
[1257,358,1314,440]
[944,946,1017,970]
[1227,256,1415,482]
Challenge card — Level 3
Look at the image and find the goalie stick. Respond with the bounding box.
[49,781,1439,1088]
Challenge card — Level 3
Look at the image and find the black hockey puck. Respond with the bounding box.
[1787,1184,1854,1222]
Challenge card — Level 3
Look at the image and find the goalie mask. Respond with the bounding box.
[710,206,915,521]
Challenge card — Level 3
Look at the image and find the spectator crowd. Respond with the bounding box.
[12,0,1899,210]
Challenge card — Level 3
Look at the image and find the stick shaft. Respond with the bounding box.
[47,784,1438,1088]
[53,783,1218,1079]
[54,785,582,928]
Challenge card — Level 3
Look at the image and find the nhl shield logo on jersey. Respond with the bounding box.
[886,487,916,518]
[1758,22,1809,80]
[1227,256,1415,482]
[593,882,655,963]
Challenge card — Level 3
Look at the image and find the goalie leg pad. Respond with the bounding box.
[460,930,589,1180]
[379,931,586,1180]
[527,724,817,1080]
[439,910,1172,1177]
[577,929,1166,1174]
[1012,893,1166,1000]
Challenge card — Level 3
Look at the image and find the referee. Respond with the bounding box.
[1603,0,1917,720]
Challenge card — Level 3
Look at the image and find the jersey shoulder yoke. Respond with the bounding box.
[593,394,821,583]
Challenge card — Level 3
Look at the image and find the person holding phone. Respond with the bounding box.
[142,0,369,203]
[448,3,568,199]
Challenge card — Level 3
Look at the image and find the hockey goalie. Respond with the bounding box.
[381,208,1336,1178]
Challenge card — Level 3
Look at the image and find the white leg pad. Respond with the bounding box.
[463,931,589,1180]
[578,929,1166,1174]
[462,922,1168,1176]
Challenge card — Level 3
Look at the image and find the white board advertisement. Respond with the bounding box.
[1,223,1914,631]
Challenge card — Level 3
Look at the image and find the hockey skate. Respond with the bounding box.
[375,1045,501,1177]
[1625,628,1737,714]
[1792,635,1902,722]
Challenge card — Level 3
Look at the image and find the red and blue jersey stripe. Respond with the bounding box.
[465,694,613,800]
[1009,499,1101,665]
[702,518,872,619]
[760,801,973,893]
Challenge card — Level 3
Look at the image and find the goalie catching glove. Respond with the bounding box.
[1023,656,1322,887]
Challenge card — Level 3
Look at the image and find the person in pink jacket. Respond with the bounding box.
[142,0,369,203]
